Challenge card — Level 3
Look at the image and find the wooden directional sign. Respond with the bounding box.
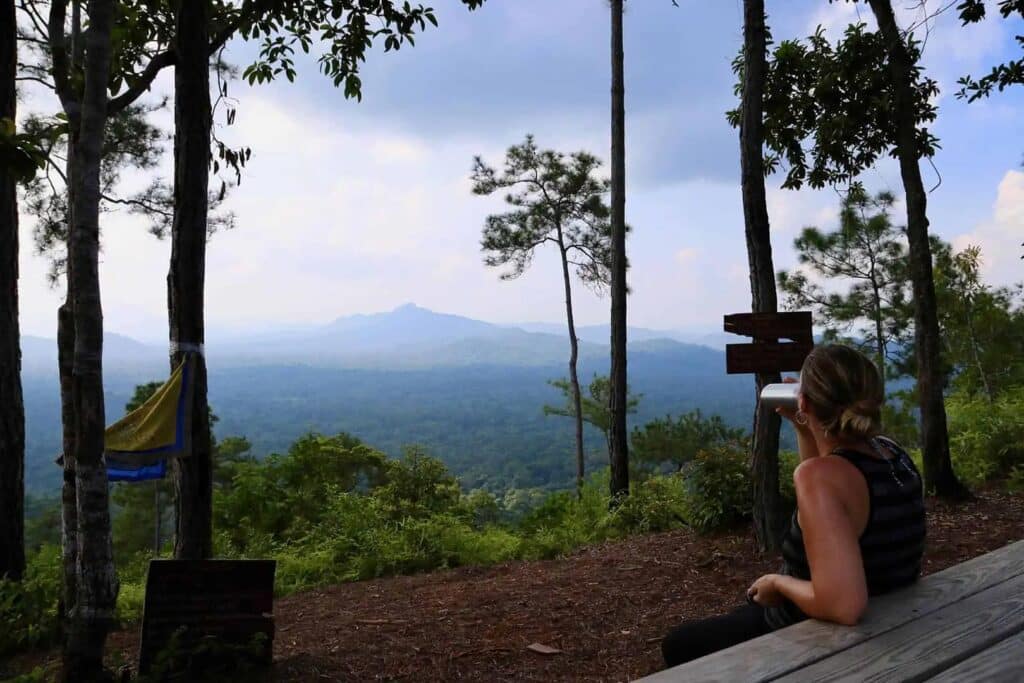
[723,311,813,343]
[138,559,276,675]
[724,311,813,374]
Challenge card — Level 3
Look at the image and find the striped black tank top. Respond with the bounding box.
[765,436,926,629]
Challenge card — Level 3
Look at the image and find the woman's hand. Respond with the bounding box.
[774,377,807,430]
[747,574,784,607]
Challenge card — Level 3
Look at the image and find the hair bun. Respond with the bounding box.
[839,399,882,438]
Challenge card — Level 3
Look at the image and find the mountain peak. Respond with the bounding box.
[393,302,423,313]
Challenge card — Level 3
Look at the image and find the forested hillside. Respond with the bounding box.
[22,325,755,493]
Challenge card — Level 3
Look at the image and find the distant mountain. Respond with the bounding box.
[216,304,521,366]
[515,322,691,345]
[21,304,731,373]
[21,333,164,375]
[320,303,499,346]
[20,304,754,494]
[672,330,734,350]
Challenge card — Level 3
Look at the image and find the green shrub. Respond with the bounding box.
[4,666,51,683]
[603,475,689,535]
[947,387,1024,486]
[460,489,502,528]
[275,547,343,594]
[681,447,752,533]
[116,579,147,624]
[0,544,61,657]
[516,490,578,535]
[1007,465,1024,493]
[779,450,799,509]
[270,486,525,593]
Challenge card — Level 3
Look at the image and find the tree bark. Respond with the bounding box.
[608,0,630,501]
[556,234,586,496]
[64,0,118,678]
[58,298,77,655]
[59,2,81,665]
[867,0,968,499]
[154,481,162,554]
[870,275,887,393]
[0,0,26,583]
[59,127,79,679]
[170,0,214,559]
[58,5,81,655]
[740,0,784,552]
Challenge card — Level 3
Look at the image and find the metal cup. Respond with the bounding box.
[759,382,800,410]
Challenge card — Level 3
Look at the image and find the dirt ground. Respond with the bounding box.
[6,488,1024,682]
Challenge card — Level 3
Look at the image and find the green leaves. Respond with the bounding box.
[0,545,62,657]
[238,1,483,99]
[956,1,1023,100]
[776,188,910,382]
[732,22,939,190]
[946,386,1024,484]
[543,375,640,447]
[930,242,1024,397]
[0,118,48,184]
[631,409,747,474]
[472,135,615,288]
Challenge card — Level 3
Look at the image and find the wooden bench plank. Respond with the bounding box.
[925,631,1024,683]
[636,540,1024,683]
[773,572,1024,682]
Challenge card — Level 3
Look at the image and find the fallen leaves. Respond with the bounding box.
[527,643,563,655]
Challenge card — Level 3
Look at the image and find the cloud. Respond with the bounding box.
[225,0,747,187]
[675,247,700,266]
[766,187,836,238]
[14,1,1023,344]
[952,169,1024,287]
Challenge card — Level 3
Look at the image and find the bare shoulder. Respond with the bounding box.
[794,456,862,500]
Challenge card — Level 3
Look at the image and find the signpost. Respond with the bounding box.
[724,311,813,374]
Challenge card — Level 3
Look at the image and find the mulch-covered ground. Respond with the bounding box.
[5,488,1024,682]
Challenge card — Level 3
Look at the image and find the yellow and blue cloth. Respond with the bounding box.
[106,354,196,482]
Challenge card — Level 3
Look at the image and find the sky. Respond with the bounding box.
[16,0,1024,344]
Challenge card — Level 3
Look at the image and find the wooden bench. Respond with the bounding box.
[637,540,1024,682]
[138,559,276,675]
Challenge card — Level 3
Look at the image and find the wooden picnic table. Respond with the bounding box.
[637,539,1024,682]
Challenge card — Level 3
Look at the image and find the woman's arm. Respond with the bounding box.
[749,458,868,625]
[785,458,868,625]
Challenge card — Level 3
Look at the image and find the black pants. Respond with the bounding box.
[661,603,772,668]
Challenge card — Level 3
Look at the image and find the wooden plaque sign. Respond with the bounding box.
[724,311,813,374]
[138,559,276,674]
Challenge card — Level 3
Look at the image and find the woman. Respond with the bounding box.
[661,345,925,668]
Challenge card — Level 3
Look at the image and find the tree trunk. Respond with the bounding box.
[59,0,81,639]
[59,138,78,673]
[867,0,968,499]
[170,0,214,559]
[154,481,161,555]
[64,1,118,678]
[871,278,886,393]
[740,0,784,553]
[608,0,629,502]
[0,0,26,583]
[557,237,585,496]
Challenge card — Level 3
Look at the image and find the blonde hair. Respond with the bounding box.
[800,345,884,439]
